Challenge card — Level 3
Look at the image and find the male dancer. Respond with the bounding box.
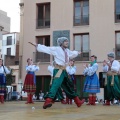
[103,52,120,105]
[29,37,85,109]
[47,62,66,104]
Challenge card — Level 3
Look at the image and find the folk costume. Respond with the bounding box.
[103,52,120,105]
[36,37,85,109]
[83,58,100,105]
[0,65,10,103]
[66,64,76,104]
[23,64,39,104]
[48,65,66,104]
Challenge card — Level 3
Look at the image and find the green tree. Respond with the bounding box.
[6,69,14,85]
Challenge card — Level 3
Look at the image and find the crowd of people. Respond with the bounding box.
[0,37,120,109]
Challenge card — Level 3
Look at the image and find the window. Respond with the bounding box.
[115,32,120,59]
[74,0,89,26]
[34,36,50,62]
[74,34,89,61]
[37,36,50,46]
[15,61,19,65]
[7,48,11,56]
[13,86,17,91]
[37,3,50,28]
[7,36,12,45]
[115,0,120,23]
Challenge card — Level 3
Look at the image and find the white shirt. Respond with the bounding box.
[37,44,79,66]
[26,65,39,72]
[0,66,10,74]
[83,63,98,76]
[103,60,120,72]
[66,66,76,75]
[47,65,54,77]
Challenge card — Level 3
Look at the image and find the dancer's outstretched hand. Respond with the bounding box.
[28,42,37,47]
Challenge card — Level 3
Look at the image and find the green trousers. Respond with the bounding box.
[104,75,120,101]
[44,69,78,99]
[49,84,64,101]
[53,87,64,101]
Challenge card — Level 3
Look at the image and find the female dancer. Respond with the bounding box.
[83,55,100,105]
[0,58,10,103]
[23,58,39,104]
[66,59,76,104]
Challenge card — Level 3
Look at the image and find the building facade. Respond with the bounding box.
[20,0,120,97]
[2,32,20,92]
[0,10,10,33]
[0,26,4,57]
[0,10,10,58]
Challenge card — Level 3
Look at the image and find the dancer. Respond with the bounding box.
[47,62,66,104]
[83,55,100,105]
[103,52,120,105]
[23,58,39,104]
[0,58,10,104]
[29,37,85,109]
[66,59,76,104]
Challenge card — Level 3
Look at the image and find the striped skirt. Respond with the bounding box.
[83,73,100,93]
[23,72,36,93]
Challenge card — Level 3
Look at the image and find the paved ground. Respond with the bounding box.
[0,101,120,120]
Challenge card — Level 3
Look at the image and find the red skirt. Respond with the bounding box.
[23,74,36,93]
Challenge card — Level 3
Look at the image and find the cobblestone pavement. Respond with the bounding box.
[0,101,120,120]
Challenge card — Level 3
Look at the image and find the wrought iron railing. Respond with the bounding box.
[33,52,50,62]
[74,15,89,25]
[74,51,90,61]
[36,18,50,29]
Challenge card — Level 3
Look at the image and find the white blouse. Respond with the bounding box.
[47,65,54,77]
[103,60,120,72]
[0,66,10,74]
[37,44,79,66]
[83,63,98,76]
[66,66,76,75]
[26,65,39,72]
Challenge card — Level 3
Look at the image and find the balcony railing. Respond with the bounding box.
[115,12,120,23]
[74,15,89,26]
[75,51,90,61]
[33,52,50,62]
[36,18,50,29]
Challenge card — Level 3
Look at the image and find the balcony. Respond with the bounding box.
[74,15,89,26]
[115,12,120,23]
[75,51,90,61]
[36,18,50,29]
[33,52,50,62]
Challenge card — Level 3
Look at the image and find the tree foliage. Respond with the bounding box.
[6,69,14,85]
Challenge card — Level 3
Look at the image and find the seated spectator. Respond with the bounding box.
[39,90,44,101]
[32,94,37,100]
